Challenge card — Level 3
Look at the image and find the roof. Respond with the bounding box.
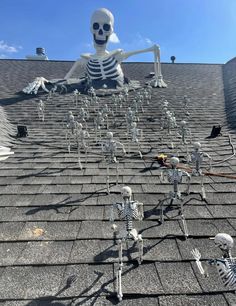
[0,58,236,305]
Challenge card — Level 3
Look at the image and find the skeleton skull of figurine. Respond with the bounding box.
[214,233,234,251]
[122,186,132,200]
[107,131,113,139]
[131,122,137,128]
[180,120,187,127]
[193,142,201,150]
[170,156,179,168]
[90,8,114,48]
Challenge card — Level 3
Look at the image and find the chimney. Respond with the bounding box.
[26,47,48,60]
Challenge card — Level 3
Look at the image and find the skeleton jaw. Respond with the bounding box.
[93,34,109,45]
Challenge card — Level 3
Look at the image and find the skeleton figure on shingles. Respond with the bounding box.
[101,132,126,193]
[160,156,191,238]
[192,233,236,290]
[65,8,166,89]
[110,186,144,301]
[178,120,191,145]
[75,123,90,169]
[189,142,212,199]
[37,100,45,122]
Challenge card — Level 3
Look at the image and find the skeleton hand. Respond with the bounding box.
[191,248,201,261]
[111,223,118,231]
[191,248,208,276]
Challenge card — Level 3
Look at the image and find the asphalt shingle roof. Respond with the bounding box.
[0,58,236,305]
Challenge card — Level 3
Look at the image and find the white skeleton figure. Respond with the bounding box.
[65,8,166,89]
[183,95,190,116]
[188,142,211,199]
[143,88,150,105]
[78,107,89,130]
[101,132,126,193]
[126,107,136,130]
[110,186,144,301]
[161,157,190,202]
[94,111,105,142]
[192,234,236,289]
[75,123,90,169]
[22,77,49,95]
[73,89,80,106]
[179,120,191,145]
[129,122,143,158]
[37,100,45,122]
[161,157,191,237]
[66,113,77,153]
[190,142,211,176]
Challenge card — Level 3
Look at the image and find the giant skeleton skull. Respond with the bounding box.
[90,8,114,48]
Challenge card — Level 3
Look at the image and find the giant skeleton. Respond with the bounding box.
[65,8,167,90]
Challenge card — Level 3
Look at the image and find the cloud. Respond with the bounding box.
[0,54,6,59]
[0,40,22,53]
[109,33,120,44]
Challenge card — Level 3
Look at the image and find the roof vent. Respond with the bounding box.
[26,47,48,60]
[36,47,45,56]
[170,56,176,63]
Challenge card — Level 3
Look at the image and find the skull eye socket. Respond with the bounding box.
[93,23,100,30]
[103,23,111,31]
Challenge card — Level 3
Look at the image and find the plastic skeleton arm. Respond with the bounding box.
[192,248,208,277]
[116,45,167,88]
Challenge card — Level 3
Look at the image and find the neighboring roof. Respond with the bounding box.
[0,58,236,305]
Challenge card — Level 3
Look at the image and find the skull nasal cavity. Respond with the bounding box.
[98,29,103,35]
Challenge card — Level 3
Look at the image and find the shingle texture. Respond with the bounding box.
[0,58,236,305]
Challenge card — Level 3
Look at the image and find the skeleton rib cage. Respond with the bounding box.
[116,201,143,232]
[86,55,124,86]
[214,258,236,289]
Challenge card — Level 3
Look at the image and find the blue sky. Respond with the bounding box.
[0,0,236,63]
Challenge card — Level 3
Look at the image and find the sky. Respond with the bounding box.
[0,0,236,64]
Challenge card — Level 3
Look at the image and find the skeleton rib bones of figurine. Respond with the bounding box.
[65,8,166,88]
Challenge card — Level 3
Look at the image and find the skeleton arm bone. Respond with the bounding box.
[116,141,126,154]
[64,56,89,80]
[182,170,191,194]
[110,203,118,230]
[116,45,166,88]
[191,248,209,277]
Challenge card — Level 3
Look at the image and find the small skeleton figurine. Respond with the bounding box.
[110,186,144,301]
[143,88,150,105]
[189,142,211,199]
[37,100,45,122]
[190,142,211,176]
[66,112,77,153]
[78,107,89,129]
[192,233,236,289]
[161,157,191,237]
[73,89,80,106]
[94,111,105,142]
[101,132,126,193]
[129,122,143,158]
[88,86,96,98]
[126,107,136,132]
[183,95,190,116]
[179,120,191,145]
[75,123,90,169]
[101,104,111,129]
